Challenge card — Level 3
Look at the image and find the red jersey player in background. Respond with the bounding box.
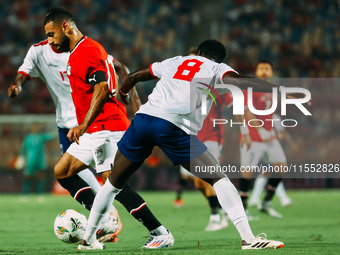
[248,112,293,208]
[238,61,289,219]
[43,8,173,249]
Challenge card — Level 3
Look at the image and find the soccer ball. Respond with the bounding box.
[54,209,87,243]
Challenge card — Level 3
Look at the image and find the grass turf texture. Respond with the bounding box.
[0,190,339,255]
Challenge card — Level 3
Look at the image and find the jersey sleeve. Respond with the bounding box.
[219,63,238,81]
[18,46,40,79]
[84,47,116,93]
[149,56,181,78]
[214,63,239,95]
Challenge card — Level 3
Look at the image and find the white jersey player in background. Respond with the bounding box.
[8,39,103,194]
[79,40,287,250]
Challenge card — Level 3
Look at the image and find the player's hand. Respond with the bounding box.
[119,89,130,105]
[67,124,87,144]
[240,134,252,150]
[8,84,22,98]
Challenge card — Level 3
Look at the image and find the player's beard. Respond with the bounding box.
[58,34,70,52]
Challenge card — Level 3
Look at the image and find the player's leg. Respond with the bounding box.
[191,139,227,230]
[182,150,255,243]
[21,167,33,201]
[88,151,173,249]
[258,139,287,218]
[174,166,191,207]
[248,174,268,207]
[81,115,174,249]
[193,177,228,231]
[58,126,121,241]
[36,169,47,202]
[276,181,292,206]
[58,127,101,193]
[55,151,95,210]
[239,142,266,212]
[200,141,229,228]
[183,150,284,249]
[82,149,144,246]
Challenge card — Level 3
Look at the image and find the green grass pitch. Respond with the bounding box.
[0,190,339,254]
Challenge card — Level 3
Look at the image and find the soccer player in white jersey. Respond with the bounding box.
[7,8,174,245]
[80,40,287,250]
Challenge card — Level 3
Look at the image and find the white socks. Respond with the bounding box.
[83,180,121,243]
[210,214,221,222]
[276,181,289,200]
[78,169,102,193]
[213,178,255,243]
[151,225,168,235]
[250,176,290,204]
[249,175,267,203]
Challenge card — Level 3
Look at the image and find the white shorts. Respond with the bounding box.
[67,131,125,173]
[240,139,287,167]
[180,140,222,177]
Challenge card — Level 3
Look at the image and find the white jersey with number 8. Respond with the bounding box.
[137,55,237,135]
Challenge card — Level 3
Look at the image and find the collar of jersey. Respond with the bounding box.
[70,35,86,54]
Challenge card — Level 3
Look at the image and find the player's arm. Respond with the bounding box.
[223,72,308,100]
[8,73,28,98]
[114,59,129,82]
[67,72,110,144]
[223,72,279,92]
[119,67,156,105]
[114,59,142,112]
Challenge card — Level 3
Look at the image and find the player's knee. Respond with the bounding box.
[54,160,70,179]
[101,170,111,184]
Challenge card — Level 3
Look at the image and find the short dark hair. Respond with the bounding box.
[197,40,226,63]
[257,60,273,67]
[44,8,73,26]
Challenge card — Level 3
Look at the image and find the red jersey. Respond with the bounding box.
[244,91,274,142]
[197,92,233,144]
[67,36,130,133]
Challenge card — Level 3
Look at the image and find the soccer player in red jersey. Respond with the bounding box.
[44,8,173,248]
[238,61,289,219]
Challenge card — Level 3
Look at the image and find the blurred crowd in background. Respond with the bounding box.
[0,0,339,190]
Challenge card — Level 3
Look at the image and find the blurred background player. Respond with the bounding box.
[18,123,57,202]
[7,8,171,245]
[248,112,294,208]
[238,60,289,219]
